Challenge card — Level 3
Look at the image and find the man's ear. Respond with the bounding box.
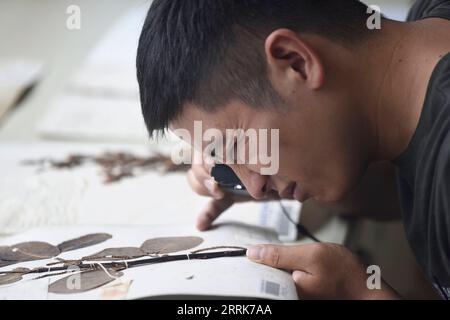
[265,29,324,90]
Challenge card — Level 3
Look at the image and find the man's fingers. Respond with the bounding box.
[192,149,215,175]
[292,270,316,298]
[196,197,235,231]
[203,178,226,200]
[187,169,225,199]
[246,244,319,271]
[187,169,210,197]
[203,155,216,175]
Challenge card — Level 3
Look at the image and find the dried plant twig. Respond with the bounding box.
[0,249,247,277]
[22,152,190,184]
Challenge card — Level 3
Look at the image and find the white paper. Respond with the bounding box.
[38,94,149,143]
[37,4,152,143]
[67,3,149,98]
[0,224,298,300]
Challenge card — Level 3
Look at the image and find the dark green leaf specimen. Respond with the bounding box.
[57,233,112,253]
[83,247,146,261]
[140,237,204,254]
[48,269,123,294]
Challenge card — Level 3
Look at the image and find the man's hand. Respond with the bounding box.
[187,150,254,231]
[246,243,400,300]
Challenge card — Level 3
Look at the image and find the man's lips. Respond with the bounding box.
[278,182,312,202]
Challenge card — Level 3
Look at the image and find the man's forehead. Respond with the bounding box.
[171,103,242,132]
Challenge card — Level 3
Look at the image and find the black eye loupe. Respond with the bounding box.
[210,164,250,197]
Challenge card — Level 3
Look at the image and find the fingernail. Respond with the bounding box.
[247,246,263,261]
[204,179,221,199]
[204,178,215,192]
[198,214,211,226]
[196,220,208,231]
[204,156,215,167]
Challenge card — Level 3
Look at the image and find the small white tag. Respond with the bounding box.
[259,200,301,242]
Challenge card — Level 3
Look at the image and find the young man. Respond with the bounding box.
[137,0,450,299]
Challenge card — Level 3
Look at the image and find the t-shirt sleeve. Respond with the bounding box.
[432,133,450,285]
[435,134,450,242]
[408,0,450,21]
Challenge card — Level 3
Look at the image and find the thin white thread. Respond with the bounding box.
[91,262,119,279]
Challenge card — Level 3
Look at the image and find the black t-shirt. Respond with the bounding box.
[394,0,450,299]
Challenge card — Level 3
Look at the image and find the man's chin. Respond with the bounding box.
[314,190,348,204]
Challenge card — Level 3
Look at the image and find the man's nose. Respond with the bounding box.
[229,165,267,200]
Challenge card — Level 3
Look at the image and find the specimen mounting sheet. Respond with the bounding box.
[0,224,298,300]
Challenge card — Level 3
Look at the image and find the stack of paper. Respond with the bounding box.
[38,4,152,144]
[0,59,42,120]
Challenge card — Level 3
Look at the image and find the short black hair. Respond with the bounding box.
[137,0,371,137]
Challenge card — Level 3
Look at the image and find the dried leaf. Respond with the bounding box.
[14,242,60,259]
[57,233,112,253]
[0,260,14,268]
[48,269,123,294]
[0,246,24,262]
[24,152,189,184]
[0,249,29,261]
[12,267,30,274]
[140,236,204,254]
[84,247,145,261]
[0,242,59,262]
[0,273,23,286]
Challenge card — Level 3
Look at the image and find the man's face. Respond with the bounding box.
[172,92,370,203]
